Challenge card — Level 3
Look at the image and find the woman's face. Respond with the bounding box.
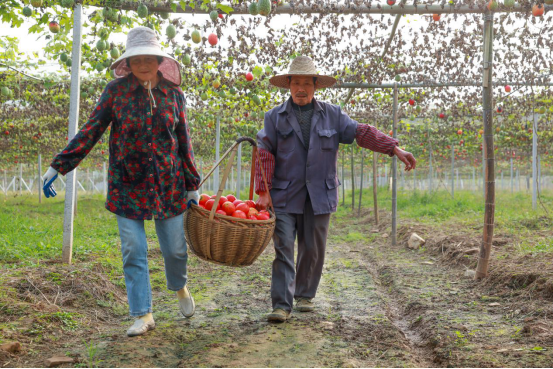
[129,55,160,83]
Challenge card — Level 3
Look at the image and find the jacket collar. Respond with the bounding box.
[278,96,326,116]
[128,72,169,96]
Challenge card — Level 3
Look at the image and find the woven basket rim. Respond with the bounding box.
[190,204,275,224]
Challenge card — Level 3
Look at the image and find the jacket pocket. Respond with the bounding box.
[318,129,338,151]
[326,177,339,210]
[270,178,291,207]
[326,177,339,190]
[277,128,295,153]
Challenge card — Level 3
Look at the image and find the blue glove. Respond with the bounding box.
[186,190,200,209]
[42,167,59,198]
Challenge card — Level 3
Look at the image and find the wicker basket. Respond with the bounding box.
[183,137,275,267]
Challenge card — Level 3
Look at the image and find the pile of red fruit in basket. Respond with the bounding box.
[197,194,271,220]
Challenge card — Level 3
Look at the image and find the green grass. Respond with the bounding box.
[1,188,552,266]
[0,193,156,266]
[334,187,553,255]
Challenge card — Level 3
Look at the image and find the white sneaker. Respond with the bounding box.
[178,285,195,318]
[126,318,155,337]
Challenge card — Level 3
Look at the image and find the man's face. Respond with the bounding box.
[129,55,160,84]
[289,76,317,106]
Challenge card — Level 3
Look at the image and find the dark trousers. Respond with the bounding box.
[271,197,331,312]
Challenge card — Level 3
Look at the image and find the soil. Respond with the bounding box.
[1,209,553,367]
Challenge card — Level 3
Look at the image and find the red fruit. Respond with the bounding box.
[244,112,249,118]
[218,196,228,206]
[235,117,240,123]
[232,210,247,219]
[459,140,464,145]
[205,199,217,211]
[259,210,270,215]
[505,85,511,93]
[256,213,270,221]
[388,130,393,136]
[439,113,445,119]
[222,201,236,215]
[226,194,236,202]
[49,21,60,33]
[408,99,415,106]
[101,150,105,155]
[3,131,8,135]
[210,195,217,199]
[248,208,259,217]
[218,13,223,19]
[249,215,257,220]
[350,99,355,104]
[236,203,250,214]
[232,199,243,207]
[387,0,396,5]
[245,72,254,81]
[245,200,256,208]
[216,209,227,216]
[432,14,440,21]
[208,33,218,46]
[532,4,544,17]
[457,129,462,135]
[199,194,210,205]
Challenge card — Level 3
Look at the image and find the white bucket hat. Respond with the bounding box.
[110,26,182,86]
[269,56,337,89]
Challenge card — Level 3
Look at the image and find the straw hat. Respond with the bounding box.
[110,26,182,86]
[269,56,336,89]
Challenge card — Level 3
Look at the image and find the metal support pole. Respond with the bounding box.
[451,144,455,198]
[358,150,364,217]
[372,151,379,224]
[62,3,83,264]
[532,113,538,210]
[350,145,355,211]
[392,84,398,246]
[482,135,486,197]
[342,150,346,206]
[476,11,495,280]
[237,137,242,199]
[19,163,22,196]
[103,162,107,197]
[38,154,42,203]
[215,116,221,189]
[510,157,513,194]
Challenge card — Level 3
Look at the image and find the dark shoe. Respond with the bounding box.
[267,308,291,323]
[295,298,314,312]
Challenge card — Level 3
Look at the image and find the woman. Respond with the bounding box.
[42,27,200,337]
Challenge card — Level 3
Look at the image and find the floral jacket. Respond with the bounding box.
[50,73,200,220]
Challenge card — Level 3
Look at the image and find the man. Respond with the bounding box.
[255,56,416,322]
[41,27,199,336]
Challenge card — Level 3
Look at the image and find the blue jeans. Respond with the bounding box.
[116,214,188,317]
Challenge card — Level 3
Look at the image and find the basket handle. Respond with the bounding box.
[202,137,274,221]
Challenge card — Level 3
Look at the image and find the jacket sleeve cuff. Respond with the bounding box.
[254,148,275,195]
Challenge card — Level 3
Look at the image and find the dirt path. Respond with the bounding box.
[3,210,553,367]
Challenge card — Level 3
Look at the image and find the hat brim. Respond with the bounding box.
[110,47,182,85]
[269,73,337,89]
